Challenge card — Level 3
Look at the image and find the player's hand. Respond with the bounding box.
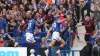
[45,20,48,23]
[12,38,15,42]
[45,37,48,39]
[14,42,19,48]
[68,28,71,32]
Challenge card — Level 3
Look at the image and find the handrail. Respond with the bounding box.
[52,50,80,56]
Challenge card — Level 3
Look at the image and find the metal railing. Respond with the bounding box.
[52,50,80,56]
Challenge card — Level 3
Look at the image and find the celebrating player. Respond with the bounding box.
[25,13,47,44]
[44,11,68,56]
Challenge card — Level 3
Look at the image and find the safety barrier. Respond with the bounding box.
[52,50,80,56]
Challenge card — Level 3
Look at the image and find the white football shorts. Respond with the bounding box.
[25,32,35,43]
[52,32,62,42]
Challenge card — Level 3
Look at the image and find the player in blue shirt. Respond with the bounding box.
[44,12,68,56]
[25,14,47,44]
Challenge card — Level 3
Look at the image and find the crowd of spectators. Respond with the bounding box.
[0,0,100,56]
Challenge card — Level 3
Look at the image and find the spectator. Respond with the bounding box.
[77,15,95,44]
[80,0,92,21]
[0,14,7,31]
[45,11,53,30]
[0,29,7,40]
[41,37,48,48]
[92,5,100,24]
[36,12,44,32]
[92,37,100,56]
[0,30,15,47]
[71,0,80,23]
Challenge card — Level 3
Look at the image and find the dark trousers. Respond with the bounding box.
[80,44,92,56]
[81,4,90,20]
[76,5,80,23]
[85,34,90,41]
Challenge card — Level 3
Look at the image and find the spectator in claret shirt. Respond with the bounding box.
[45,11,53,30]
[77,15,95,44]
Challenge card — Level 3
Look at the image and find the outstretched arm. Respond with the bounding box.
[36,20,47,26]
[58,18,68,23]
[6,33,15,42]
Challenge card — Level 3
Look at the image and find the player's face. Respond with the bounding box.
[56,13,60,18]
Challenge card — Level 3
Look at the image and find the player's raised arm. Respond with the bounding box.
[36,20,47,26]
[6,33,15,42]
[58,18,68,24]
